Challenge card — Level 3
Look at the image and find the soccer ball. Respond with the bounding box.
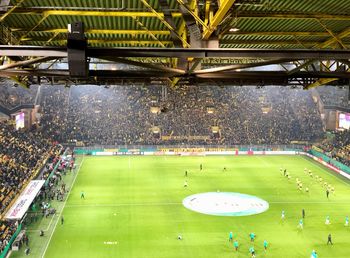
[178,235,182,240]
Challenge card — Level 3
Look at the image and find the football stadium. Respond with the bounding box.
[0,1,350,258]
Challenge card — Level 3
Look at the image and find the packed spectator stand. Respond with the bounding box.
[316,86,349,109]
[316,130,350,167]
[0,82,38,110]
[35,85,325,146]
[0,121,62,255]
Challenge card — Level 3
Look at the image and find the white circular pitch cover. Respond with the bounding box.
[182,192,269,216]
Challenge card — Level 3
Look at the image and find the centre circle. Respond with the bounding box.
[182,192,269,216]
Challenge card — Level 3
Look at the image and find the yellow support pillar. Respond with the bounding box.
[202,0,236,40]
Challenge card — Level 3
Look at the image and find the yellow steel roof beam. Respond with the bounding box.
[25,39,173,45]
[131,17,166,48]
[0,0,25,22]
[204,0,211,26]
[39,10,182,18]
[176,0,209,30]
[140,0,190,48]
[315,27,350,49]
[202,0,236,40]
[17,29,171,38]
[46,31,60,44]
[19,13,49,41]
[304,78,339,89]
[226,31,330,36]
[317,20,347,49]
[238,13,350,20]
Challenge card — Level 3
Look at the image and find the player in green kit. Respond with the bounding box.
[80,191,85,199]
[249,232,256,242]
[298,219,303,229]
[229,231,233,242]
[249,246,256,257]
[263,240,268,252]
[233,240,239,251]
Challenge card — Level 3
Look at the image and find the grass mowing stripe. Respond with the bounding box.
[41,157,85,258]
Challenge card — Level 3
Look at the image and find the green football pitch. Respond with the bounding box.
[12,155,350,258]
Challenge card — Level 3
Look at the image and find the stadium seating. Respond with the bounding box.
[316,131,350,166]
[0,81,38,109]
[0,122,60,215]
[316,86,349,108]
[0,221,16,254]
[37,85,324,146]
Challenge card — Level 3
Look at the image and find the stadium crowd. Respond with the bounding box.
[0,221,17,254]
[316,86,349,108]
[0,81,38,109]
[0,120,63,255]
[0,121,61,215]
[316,130,350,166]
[36,85,324,146]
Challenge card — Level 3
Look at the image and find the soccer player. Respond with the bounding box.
[284,169,287,176]
[302,209,305,219]
[233,239,239,251]
[327,233,333,245]
[326,189,330,199]
[263,240,268,251]
[311,250,318,258]
[298,219,303,229]
[229,231,233,242]
[80,191,85,199]
[185,170,188,177]
[249,232,256,242]
[223,167,227,172]
[200,164,202,171]
[249,246,256,258]
[325,215,331,225]
[299,182,303,191]
[305,187,309,193]
[184,180,188,187]
[61,215,64,225]
[281,210,285,220]
[345,216,349,226]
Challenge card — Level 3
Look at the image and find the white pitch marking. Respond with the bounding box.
[41,157,85,258]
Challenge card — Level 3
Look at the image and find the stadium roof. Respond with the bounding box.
[1,0,350,87]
